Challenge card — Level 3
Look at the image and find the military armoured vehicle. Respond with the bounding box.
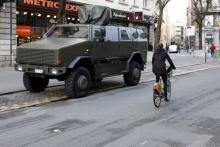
[15,5,148,98]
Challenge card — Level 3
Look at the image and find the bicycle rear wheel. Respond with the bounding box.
[153,92,161,108]
[167,80,171,101]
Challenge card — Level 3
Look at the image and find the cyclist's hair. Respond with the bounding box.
[156,43,163,50]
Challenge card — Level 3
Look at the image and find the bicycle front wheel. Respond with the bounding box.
[167,80,171,101]
[153,92,161,108]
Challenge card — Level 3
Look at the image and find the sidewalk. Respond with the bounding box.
[0,52,219,94]
[0,67,63,94]
[145,51,219,72]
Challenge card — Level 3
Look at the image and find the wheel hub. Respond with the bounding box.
[77,75,88,90]
[132,68,140,79]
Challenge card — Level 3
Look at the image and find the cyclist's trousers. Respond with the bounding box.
[156,74,167,98]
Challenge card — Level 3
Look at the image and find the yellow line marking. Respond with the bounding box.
[0,106,9,111]
[42,98,50,103]
[23,102,31,107]
[11,104,20,109]
[32,100,42,106]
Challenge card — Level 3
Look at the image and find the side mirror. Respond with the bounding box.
[140,33,147,39]
[132,32,138,39]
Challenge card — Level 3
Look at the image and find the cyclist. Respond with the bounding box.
[152,43,176,101]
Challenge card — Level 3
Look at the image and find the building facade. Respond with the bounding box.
[203,1,220,50]
[170,25,184,45]
[0,0,156,66]
[0,1,16,66]
[187,0,220,50]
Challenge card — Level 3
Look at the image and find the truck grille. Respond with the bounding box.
[17,49,56,65]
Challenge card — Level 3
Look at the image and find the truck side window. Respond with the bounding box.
[105,26,119,42]
[94,30,100,38]
[92,26,101,41]
[120,30,130,40]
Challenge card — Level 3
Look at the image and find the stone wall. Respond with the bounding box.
[0,2,16,67]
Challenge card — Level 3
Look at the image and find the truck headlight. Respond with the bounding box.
[51,68,58,75]
[17,65,23,71]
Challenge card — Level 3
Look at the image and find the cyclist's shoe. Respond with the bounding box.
[164,98,169,102]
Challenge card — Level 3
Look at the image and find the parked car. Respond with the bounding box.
[15,24,148,98]
[169,44,179,53]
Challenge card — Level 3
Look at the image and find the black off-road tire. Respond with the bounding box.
[123,61,141,86]
[65,67,91,98]
[97,77,103,83]
[153,92,161,108]
[23,73,49,92]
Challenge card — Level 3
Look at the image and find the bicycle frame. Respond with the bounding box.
[153,70,172,108]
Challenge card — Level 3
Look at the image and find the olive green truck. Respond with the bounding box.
[15,24,147,98]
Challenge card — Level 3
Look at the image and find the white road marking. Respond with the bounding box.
[141,140,148,145]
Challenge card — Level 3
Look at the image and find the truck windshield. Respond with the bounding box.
[48,26,89,38]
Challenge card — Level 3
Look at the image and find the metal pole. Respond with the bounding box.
[188,36,191,54]
[189,37,190,49]
[9,1,12,66]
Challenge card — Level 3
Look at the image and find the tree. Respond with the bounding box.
[191,0,212,50]
[154,0,171,49]
[58,0,66,24]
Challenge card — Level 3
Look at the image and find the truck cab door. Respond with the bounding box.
[119,27,133,58]
[91,26,120,75]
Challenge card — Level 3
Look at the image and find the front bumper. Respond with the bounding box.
[15,64,66,76]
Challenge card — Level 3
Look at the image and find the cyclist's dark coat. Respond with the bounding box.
[152,48,176,75]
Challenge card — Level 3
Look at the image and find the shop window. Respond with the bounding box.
[120,30,130,40]
[135,12,143,21]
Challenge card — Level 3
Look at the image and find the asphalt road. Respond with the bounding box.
[0,66,220,147]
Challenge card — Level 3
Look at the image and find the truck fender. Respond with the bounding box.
[68,56,95,69]
[126,52,144,70]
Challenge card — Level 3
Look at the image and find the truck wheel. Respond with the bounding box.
[123,61,141,86]
[97,77,103,83]
[65,67,91,98]
[23,73,49,92]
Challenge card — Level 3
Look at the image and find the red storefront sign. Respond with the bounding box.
[17,0,81,14]
[16,26,32,37]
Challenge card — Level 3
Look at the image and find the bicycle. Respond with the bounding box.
[153,70,172,108]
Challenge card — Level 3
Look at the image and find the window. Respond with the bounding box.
[105,26,119,42]
[143,0,147,8]
[94,30,101,38]
[48,26,88,38]
[120,30,130,40]
[119,0,128,5]
[134,0,138,6]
